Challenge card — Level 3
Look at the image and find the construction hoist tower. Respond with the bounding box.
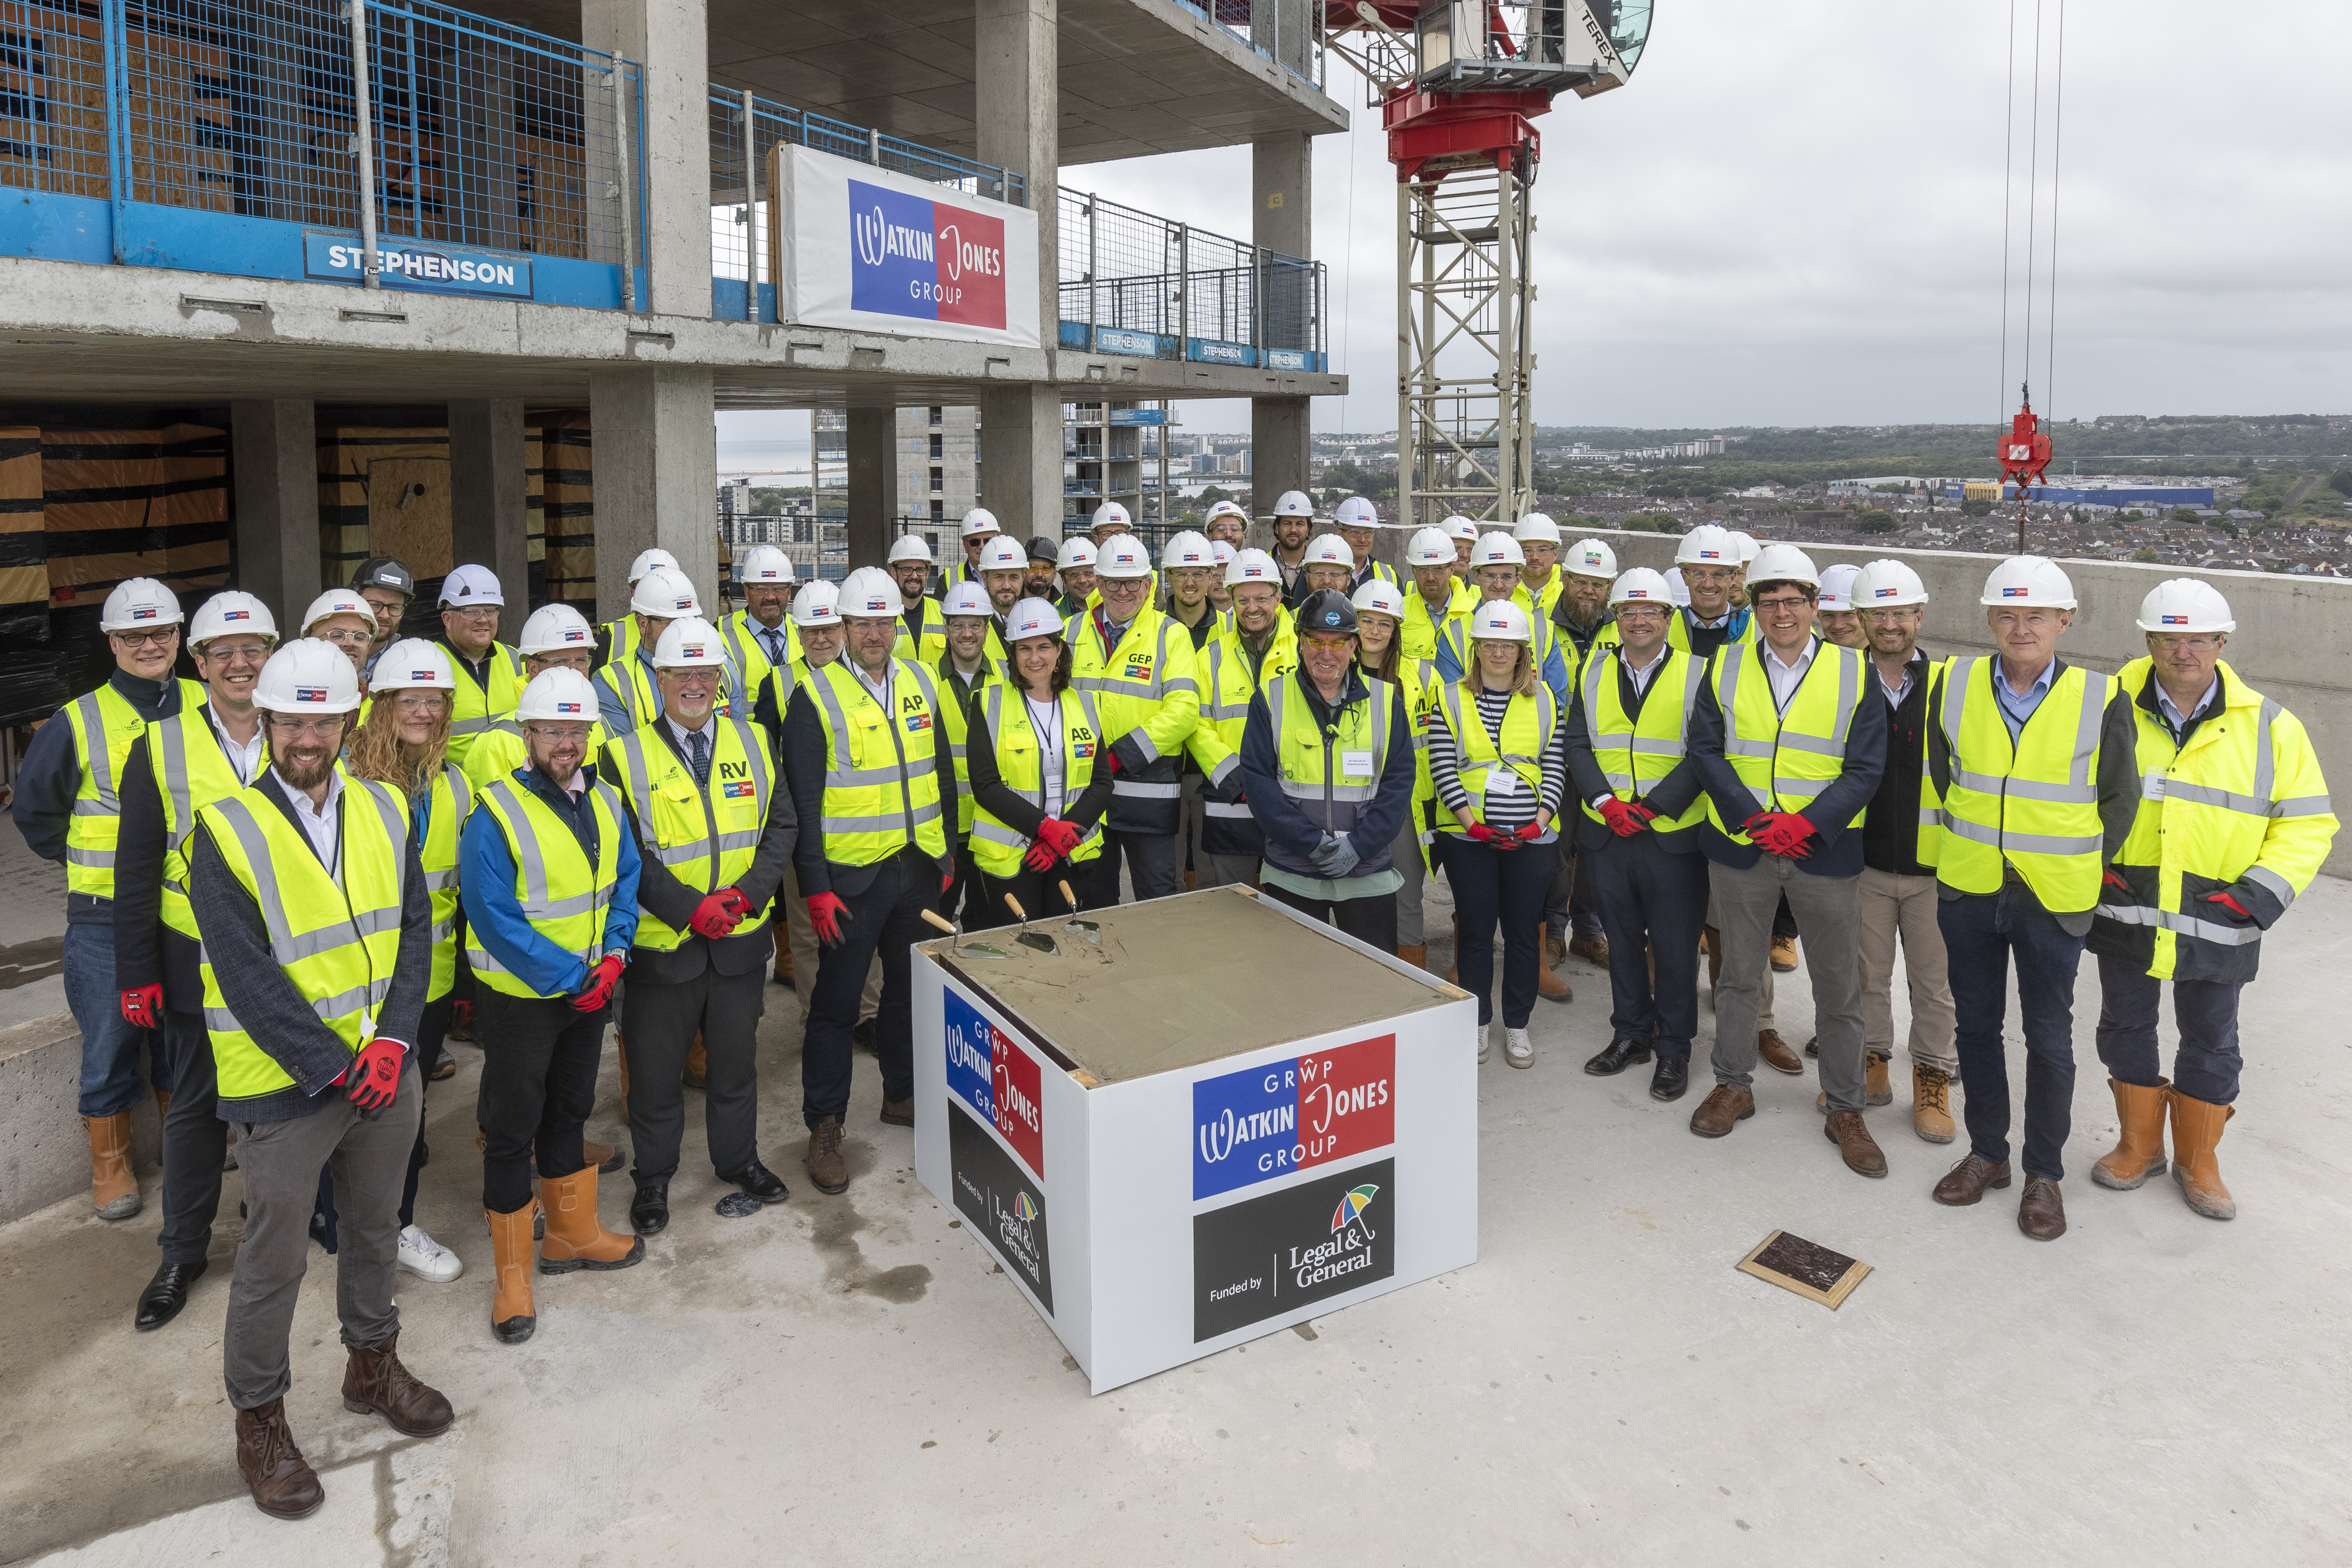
[1325,1,1653,527]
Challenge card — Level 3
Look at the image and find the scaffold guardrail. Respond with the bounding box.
[1058,185,1326,371]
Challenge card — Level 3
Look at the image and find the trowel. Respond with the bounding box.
[1002,895,1059,954]
[1056,880,1101,946]
[920,907,1009,959]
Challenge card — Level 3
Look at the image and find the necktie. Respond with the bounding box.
[686,729,711,788]
[762,629,785,666]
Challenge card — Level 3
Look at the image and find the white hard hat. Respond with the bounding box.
[1350,579,1407,619]
[1210,541,1237,567]
[1748,543,1820,589]
[1096,536,1152,579]
[1663,567,1692,608]
[1205,500,1249,524]
[628,548,680,584]
[1406,526,1455,567]
[1729,531,1759,564]
[887,534,933,565]
[187,591,275,647]
[100,577,184,633]
[1816,563,1863,612]
[959,507,1001,538]
[1335,496,1381,530]
[839,566,904,618]
[1161,531,1215,570]
[1304,534,1356,569]
[1981,555,2077,609]
[253,638,362,714]
[1271,490,1315,520]
[1471,532,1524,569]
[630,565,701,618]
[1440,515,1481,543]
[1854,559,1928,608]
[1675,525,1739,567]
[736,544,795,584]
[1512,512,1561,544]
[1091,501,1134,532]
[1004,597,1064,643]
[1226,548,1280,587]
[652,616,727,668]
[790,579,842,627]
[1563,538,1617,579]
[439,563,505,608]
[977,536,1029,573]
[368,637,455,691]
[1610,567,1674,608]
[299,588,373,637]
[1465,600,1532,645]
[1055,537,1097,571]
[515,665,598,724]
[518,602,597,655]
[941,581,992,618]
[2136,577,2234,634]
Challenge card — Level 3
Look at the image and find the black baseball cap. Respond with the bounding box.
[350,556,415,597]
[1025,535,1062,566]
[1297,589,1358,634]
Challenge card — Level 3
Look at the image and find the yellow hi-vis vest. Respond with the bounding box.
[1433,679,1557,838]
[1263,670,1398,842]
[1065,604,1202,837]
[1577,645,1710,834]
[464,775,625,997]
[1183,616,1297,854]
[144,705,256,939]
[1391,655,1441,847]
[419,765,472,999]
[1934,655,2114,911]
[893,597,948,665]
[2095,658,2337,981]
[445,643,525,775]
[197,773,410,1101]
[62,678,206,899]
[463,717,609,792]
[718,610,798,714]
[936,660,1006,838]
[1668,610,1757,657]
[804,657,949,868]
[968,685,1108,878]
[600,615,643,669]
[1706,638,1869,845]
[1399,580,1475,662]
[607,717,775,951]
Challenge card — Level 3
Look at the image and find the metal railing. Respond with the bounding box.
[1170,0,1325,93]
[1058,186,1326,368]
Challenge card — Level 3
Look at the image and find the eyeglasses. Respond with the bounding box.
[1753,594,1813,612]
[525,724,590,745]
[2149,633,2224,653]
[111,628,179,648]
[268,716,347,740]
[391,693,447,714]
[198,641,273,664]
[1614,606,1669,622]
[315,627,370,647]
[442,605,500,621]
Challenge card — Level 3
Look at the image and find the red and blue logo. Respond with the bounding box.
[224,609,251,621]
[555,701,582,714]
[294,686,327,702]
[2002,587,2030,598]
[2161,614,2188,625]
[945,990,1043,1177]
[723,779,757,799]
[132,605,158,620]
[409,670,436,681]
[1872,587,1899,599]
[849,178,1006,332]
[1193,1034,1395,1201]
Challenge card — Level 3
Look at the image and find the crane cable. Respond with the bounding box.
[1998,0,2066,546]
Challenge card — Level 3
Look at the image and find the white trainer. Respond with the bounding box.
[1478,1022,1495,1064]
[396,1223,464,1282]
[1505,1027,1534,1069]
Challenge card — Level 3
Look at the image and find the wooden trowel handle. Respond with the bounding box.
[1058,880,1080,912]
[920,908,956,933]
[1004,895,1026,920]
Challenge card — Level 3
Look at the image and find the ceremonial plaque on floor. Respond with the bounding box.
[911,885,1479,1394]
[1736,1230,1872,1309]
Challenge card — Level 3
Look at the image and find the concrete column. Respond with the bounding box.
[974,0,1058,343]
[447,399,531,637]
[587,366,717,623]
[1251,133,1314,512]
[1251,396,1311,521]
[845,406,900,569]
[582,0,710,316]
[228,399,320,629]
[978,386,1066,539]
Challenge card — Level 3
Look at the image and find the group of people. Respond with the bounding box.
[12,492,2332,1520]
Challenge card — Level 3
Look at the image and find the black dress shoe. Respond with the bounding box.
[852,1017,877,1050]
[630,1180,670,1235]
[1583,1036,1655,1076]
[721,1160,790,1204]
[1803,1035,1819,1057]
[134,1258,208,1331]
[1649,1057,1691,1102]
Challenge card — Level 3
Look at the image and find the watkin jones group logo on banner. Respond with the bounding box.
[944,988,1043,1178]
[1192,1035,1395,1202]
[847,178,1007,331]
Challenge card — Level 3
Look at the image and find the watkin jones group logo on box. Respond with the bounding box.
[1192,1035,1394,1202]
[945,989,1043,1178]
[847,179,1006,331]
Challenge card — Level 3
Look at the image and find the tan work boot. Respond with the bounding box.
[484,1204,538,1343]
[806,1116,849,1193]
[235,1399,323,1519]
[156,1090,172,1124]
[1534,923,1573,1004]
[1864,1054,1893,1106]
[1396,943,1427,971]
[684,1030,707,1091]
[1912,1064,1956,1144]
[2167,1088,2236,1220]
[2091,1077,2170,1190]
[1569,932,1610,966]
[773,923,794,988]
[85,1111,141,1220]
[536,1169,644,1273]
[1701,926,1722,1004]
[1770,934,1799,973]
[341,1331,455,1437]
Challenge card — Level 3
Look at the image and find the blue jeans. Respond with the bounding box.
[63,921,167,1118]
[2093,954,2243,1106]
[1938,884,2086,1181]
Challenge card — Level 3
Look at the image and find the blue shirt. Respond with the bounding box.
[1993,658,2056,744]
[459,763,640,997]
[594,648,745,734]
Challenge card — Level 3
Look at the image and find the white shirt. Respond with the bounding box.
[1877,658,1916,709]
[2156,674,2219,734]
[1026,694,1066,818]
[273,766,343,870]
[206,705,264,785]
[1762,638,1819,712]
[851,660,890,705]
[1621,644,1668,698]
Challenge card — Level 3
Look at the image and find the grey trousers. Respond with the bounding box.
[1707,891,1775,1029]
[1392,818,1426,948]
[1709,857,1867,1112]
[623,963,767,1181]
[224,1061,421,1410]
[1184,772,1260,889]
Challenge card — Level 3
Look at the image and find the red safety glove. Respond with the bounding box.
[942,870,956,896]
[1035,818,1084,859]
[1514,821,1546,844]
[573,953,626,1014]
[1465,821,1500,846]
[450,997,474,1032]
[2101,867,2131,895]
[345,1037,404,1110]
[2204,889,2252,921]
[121,984,164,1031]
[1103,749,1123,775]
[689,890,745,939]
[1750,811,1816,858]
[716,887,755,921]
[1628,801,1659,825]
[1023,840,1057,872]
[807,891,850,946]
[1598,798,1646,838]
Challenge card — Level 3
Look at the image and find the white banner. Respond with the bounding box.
[768,144,1040,350]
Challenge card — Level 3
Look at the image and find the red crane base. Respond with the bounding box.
[1384,87,1552,183]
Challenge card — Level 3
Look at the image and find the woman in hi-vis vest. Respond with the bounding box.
[963,598,1114,930]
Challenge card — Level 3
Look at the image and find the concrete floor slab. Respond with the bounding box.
[6,874,2351,1564]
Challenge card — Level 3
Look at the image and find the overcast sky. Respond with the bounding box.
[719,0,2352,463]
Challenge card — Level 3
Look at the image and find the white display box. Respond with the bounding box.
[912,885,1480,1394]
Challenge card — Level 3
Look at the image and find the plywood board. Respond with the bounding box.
[367,456,454,579]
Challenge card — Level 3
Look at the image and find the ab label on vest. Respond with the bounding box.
[1342,749,1374,777]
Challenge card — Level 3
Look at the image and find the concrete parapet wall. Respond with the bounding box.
[0,1010,164,1225]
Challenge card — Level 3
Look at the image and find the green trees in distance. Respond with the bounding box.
[1853,509,1898,533]
[1617,513,1684,534]
[1959,498,1995,517]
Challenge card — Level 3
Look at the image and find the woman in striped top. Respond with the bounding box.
[1427,601,1569,1068]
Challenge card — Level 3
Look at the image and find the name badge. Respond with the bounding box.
[1342,749,1374,776]
[1488,768,1521,797]
[2142,772,2167,801]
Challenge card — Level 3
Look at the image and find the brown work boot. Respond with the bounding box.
[1823,1110,1887,1177]
[806,1116,849,1195]
[684,1030,707,1091]
[1396,943,1427,971]
[484,1204,538,1344]
[773,923,795,989]
[1756,1030,1803,1075]
[1534,923,1573,1004]
[1568,932,1610,966]
[342,1331,454,1437]
[1770,934,1799,973]
[156,1090,172,1123]
[536,1169,644,1273]
[1913,1064,1956,1144]
[2017,1177,2066,1240]
[880,1098,914,1127]
[2167,1088,2236,1220]
[1688,1085,1755,1138]
[582,1139,624,1174]
[2091,1077,2171,1191]
[1933,1152,2012,1206]
[85,1111,142,1220]
[1864,1053,1893,1106]
[235,1399,324,1519]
